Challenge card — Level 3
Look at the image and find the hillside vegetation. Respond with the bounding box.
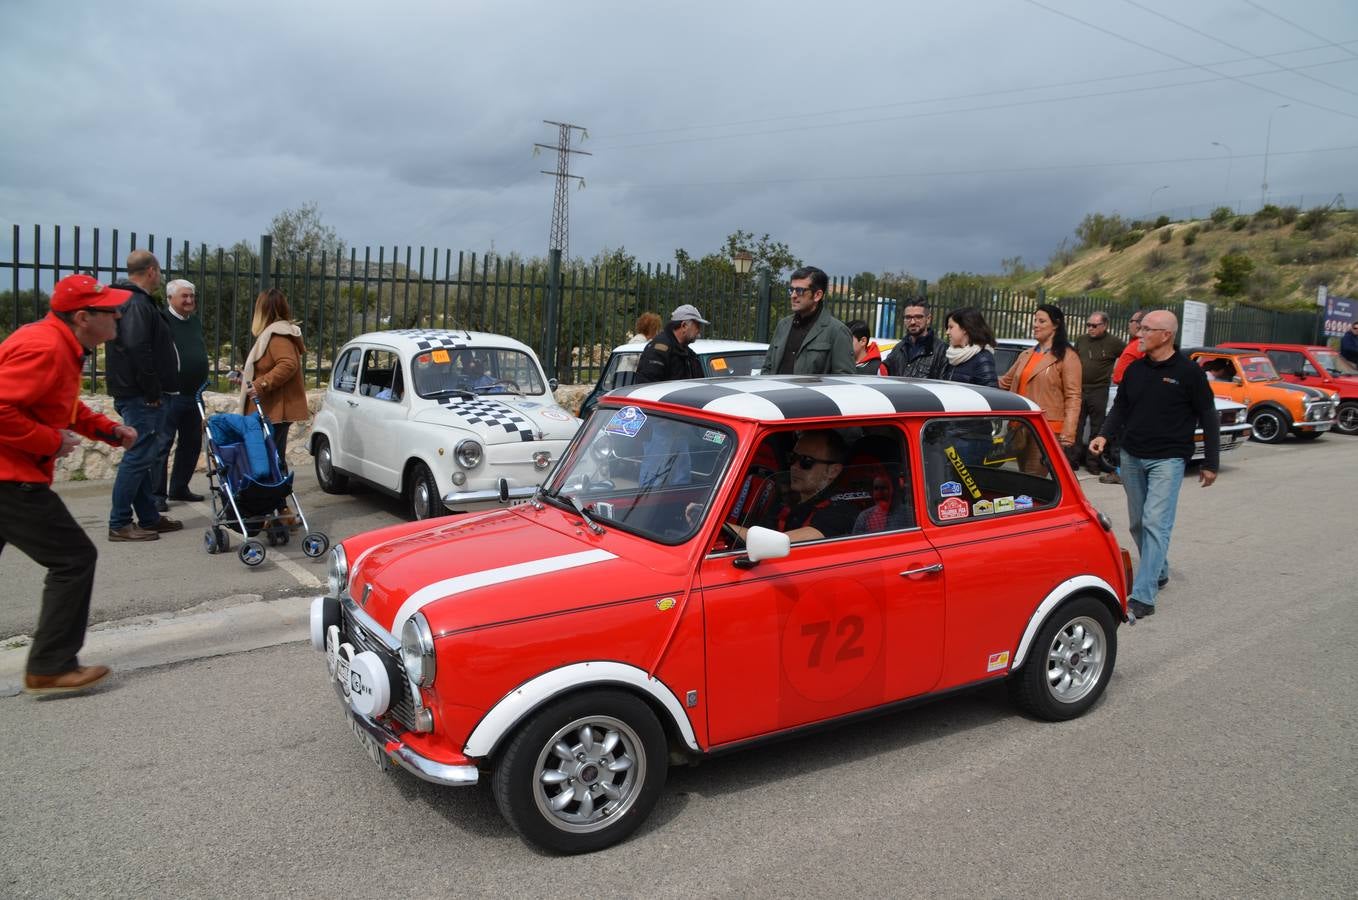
[1006,204,1358,309]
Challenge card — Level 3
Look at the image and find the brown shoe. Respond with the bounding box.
[143,516,184,533]
[276,505,301,531]
[24,665,112,696]
[109,524,159,542]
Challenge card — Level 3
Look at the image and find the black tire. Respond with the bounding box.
[1248,407,1288,444]
[314,435,350,494]
[492,689,668,854]
[203,528,218,555]
[1009,595,1117,722]
[1337,402,1358,436]
[238,539,266,567]
[406,460,446,521]
[214,527,229,553]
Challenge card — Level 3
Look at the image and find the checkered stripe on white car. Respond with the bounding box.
[390,329,468,353]
[437,398,537,441]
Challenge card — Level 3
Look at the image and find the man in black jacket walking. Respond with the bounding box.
[634,304,707,384]
[1089,310,1218,620]
[106,250,182,541]
[882,301,945,378]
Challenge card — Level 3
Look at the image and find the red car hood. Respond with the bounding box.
[347,509,670,636]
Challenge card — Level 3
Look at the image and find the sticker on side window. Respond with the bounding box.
[937,497,969,520]
[703,430,726,444]
[939,481,962,497]
[972,499,994,515]
[604,405,647,437]
[1015,494,1034,509]
[993,496,1015,513]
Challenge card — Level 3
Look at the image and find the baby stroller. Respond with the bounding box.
[200,395,329,567]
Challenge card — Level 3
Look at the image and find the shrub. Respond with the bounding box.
[1159,227,1173,244]
[1187,269,1210,287]
[1254,204,1282,222]
[1123,277,1162,309]
[1211,206,1234,224]
[1230,216,1248,231]
[1184,248,1209,266]
[1109,229,1145,252]
[1182,226,1199,246]
[1075,213,1131,249]
[1154,215,1171,229]
[1085,272,1104,290]
[1279,205,1299,224]
[1215,252,1254,296]
[1329,234,1357,258]
[1295,206,1331,233]
[1304,269,1337,290]
[1146,249,1170,270]
[1245,265,1281,303]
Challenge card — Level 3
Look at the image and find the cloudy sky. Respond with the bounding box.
[2,0,1356,280]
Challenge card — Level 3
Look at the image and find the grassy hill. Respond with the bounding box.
[1009,206,1358,309]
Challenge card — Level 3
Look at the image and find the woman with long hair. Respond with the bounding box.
[241,288,308,525]
[936,307,997,386]
[999,303,1082,470]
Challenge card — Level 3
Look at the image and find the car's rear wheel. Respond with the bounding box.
[493,689,667,854]
[406,461,445,520]
[314,436,350,493]
[1248,407,1288,444]
[1335,401,1358,436]
[1010,596,1117,721]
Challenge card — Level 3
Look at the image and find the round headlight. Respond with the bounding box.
[400,613,436,688]
[327,545,348,596]
[454,439,483,468]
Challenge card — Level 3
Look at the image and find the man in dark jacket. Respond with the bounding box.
[883,302,946,377]
[634,304,707,384]
[762,266,856,376]
[0,274,137,694]
[1073,310,1121,474]
[155,278,209,507]
[106,250,182,541]
[1342,321,1358,366]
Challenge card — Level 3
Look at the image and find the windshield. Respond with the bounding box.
[1238,356,1280,382]
[411,347,546,397]
[1312,349,1357,377]
[545,405,737,544]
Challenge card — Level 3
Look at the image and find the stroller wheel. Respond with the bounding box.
[239,539,266,567]
[203,528,218,555]
[214,527,229,553]
[302,532,330,558]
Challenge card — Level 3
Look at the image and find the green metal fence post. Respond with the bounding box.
[259,235,272,293]
[755,269,772,343]
[543,248,562,381]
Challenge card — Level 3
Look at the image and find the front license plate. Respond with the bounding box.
[350,717,390,772]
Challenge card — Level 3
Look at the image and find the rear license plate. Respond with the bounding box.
[350,717,390,772]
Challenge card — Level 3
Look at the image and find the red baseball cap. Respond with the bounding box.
[50,274,132,313]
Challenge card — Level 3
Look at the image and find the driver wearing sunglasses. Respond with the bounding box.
[730,430,858,544]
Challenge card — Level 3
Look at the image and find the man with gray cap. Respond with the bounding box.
[634,304,707,384]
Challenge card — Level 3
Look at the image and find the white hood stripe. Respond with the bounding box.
[391,549,617,632]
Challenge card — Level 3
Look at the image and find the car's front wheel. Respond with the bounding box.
[492,689,668,854]
[1335,401,1358,436]
[1248,407,1288,444]
[1009,595,1117,721]
[406,461,446,520]
[314,435,350,493]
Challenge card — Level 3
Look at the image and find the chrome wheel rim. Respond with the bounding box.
[1338,405,1358,434]
[413,476,432,519]
[1252,412,1281,441]
[1045,615,1106,704]
[318,444,334,485]
[532,714,645,834]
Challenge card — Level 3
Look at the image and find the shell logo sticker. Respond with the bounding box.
[656,597,676,611]
[986,651,1010,672]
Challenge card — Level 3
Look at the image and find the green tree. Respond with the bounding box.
[1214,252,1254,297]
[1075,212,1131,248]
[0,289,49,338]
[719,230,801,281]
[268,202,345,261]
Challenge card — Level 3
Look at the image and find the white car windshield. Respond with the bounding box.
[545,406,736,544]
[411,347,546,397]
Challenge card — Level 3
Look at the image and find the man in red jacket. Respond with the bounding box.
[0,274,138,695]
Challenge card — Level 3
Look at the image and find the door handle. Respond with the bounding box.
[899,563,943,577]
[346,400,358,407]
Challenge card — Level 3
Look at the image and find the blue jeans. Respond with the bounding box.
[1119,450,1185,606]
[110,396,168,530]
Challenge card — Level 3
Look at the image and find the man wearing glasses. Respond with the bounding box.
[1341,320,1358,366]
[0,274,139,695]
[761,266,856,376]
[1073,311,1119,476]
[730,430,857,544]
[1089,310,1219,621]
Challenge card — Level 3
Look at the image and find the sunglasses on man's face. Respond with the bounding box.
[790,451,835,470]
[788,286,815,297]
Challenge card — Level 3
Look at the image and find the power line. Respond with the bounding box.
[1119,0,1358,98]
[534,121,590,260]
[1242,0,1358,60]
[1020,0,1358,121]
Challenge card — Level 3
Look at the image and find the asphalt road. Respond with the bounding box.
[0,436,1354,897]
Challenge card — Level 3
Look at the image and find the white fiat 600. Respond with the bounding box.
[309,330,580,519]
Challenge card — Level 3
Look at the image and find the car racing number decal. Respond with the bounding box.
[780,587,884,704]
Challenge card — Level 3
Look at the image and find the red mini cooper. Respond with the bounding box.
[311,375,1130,853]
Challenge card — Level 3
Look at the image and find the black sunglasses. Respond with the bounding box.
[788,286,816,297]
[790,451,836,470]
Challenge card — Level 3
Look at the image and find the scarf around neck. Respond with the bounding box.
[945,343,989,366]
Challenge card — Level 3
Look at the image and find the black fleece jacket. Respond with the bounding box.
[105,280,179,401]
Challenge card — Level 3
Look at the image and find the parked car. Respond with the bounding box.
[578,339,768,418]
[1220,342,1358,436]
[1187,348,1339,444]
[310,374,1130,853]
[309,330,581,520]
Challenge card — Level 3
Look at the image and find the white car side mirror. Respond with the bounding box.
[745,526,791,563]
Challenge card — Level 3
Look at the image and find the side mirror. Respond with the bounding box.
[1232,375,1243,385]
[549,378,559,391]
[736,526,791,568]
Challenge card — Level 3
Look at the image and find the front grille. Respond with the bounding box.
[341,605,418,732]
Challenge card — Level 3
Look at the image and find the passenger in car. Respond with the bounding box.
[851,465,914,534]
[731,430,857,543]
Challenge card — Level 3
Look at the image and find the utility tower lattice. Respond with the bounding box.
[534,121,591,260]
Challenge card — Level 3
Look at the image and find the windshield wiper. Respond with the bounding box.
[567,494,604,534]
[423,387,476,400]
[477,383,524,396]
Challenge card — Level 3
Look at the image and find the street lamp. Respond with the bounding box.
[1149,184,1169,219]
[1211,141,1233,204]
[1261,103,1289,209]
[731,251,753,276]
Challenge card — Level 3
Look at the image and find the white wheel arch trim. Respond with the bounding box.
[463,661,698,759]
[1011,575,1120,669]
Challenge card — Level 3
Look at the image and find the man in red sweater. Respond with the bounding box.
[0,274,138,695]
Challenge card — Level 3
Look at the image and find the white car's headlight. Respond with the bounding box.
[401,613,436,688]
[454,439,483,468]
[327,545,348,596]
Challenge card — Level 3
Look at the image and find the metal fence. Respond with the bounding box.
[2,224,1323,388]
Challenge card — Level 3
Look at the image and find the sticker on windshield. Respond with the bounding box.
[709,357,728,371]
[939,480,962,497]
[604,405,647,437]
[431,349,450,364]
[703,429,726,444]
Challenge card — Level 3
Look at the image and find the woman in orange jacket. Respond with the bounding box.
[999,303,1082,473]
